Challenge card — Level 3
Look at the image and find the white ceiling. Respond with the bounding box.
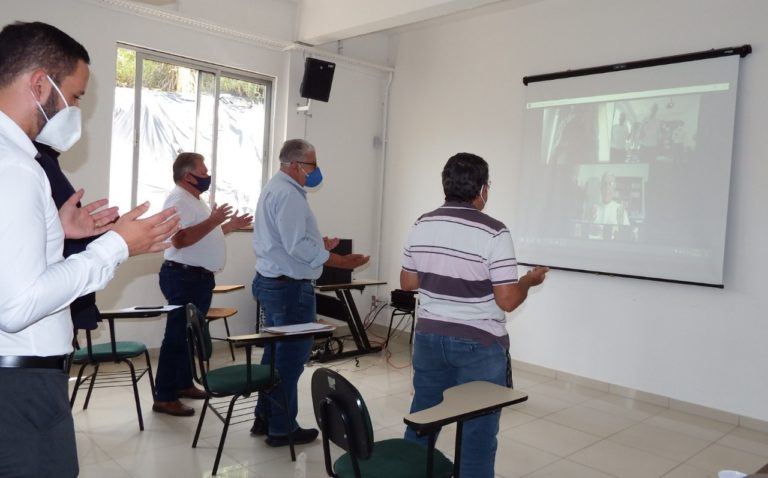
[129,0,537,45]
[296,0,510,45]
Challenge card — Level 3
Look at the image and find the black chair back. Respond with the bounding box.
[311,368,374,460]
[186,304,212,391]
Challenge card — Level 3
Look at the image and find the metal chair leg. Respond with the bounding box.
[83,362,100,409]
[144,349,156,395]
[69,363,89,408]
[125,359,144,431]
[192,397,210,448]
[385,309,396,347]
[223,318,235,361]
[212,395,239,475]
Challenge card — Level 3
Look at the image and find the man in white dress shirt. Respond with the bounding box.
[0,22,179,477]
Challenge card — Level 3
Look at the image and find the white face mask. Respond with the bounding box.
[33,75,82,152]
[479,184,488,210]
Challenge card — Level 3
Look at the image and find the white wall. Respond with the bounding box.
[381,0,768,421]
[1,0,389,349]
[284,49,392,311]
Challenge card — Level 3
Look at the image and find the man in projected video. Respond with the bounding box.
[586,172,630,240]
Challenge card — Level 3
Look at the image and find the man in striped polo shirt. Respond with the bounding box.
[401,152,548,478]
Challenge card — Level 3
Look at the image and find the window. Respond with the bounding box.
[109,46,272,219]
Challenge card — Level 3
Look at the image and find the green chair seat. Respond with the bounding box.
[73,341,147,362]
[70,325,154,432]
[186,303,292,475]
[204,364,277,394]
[312,368,455,478]
[334,438,453,478]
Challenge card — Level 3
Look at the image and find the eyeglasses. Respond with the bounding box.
[296,161,317,171]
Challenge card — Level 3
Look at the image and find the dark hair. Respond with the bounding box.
[442,153,489,202]
[0,22,90,88]
[173,152,204,182]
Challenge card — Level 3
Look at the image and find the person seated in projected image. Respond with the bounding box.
[586,173,630,240]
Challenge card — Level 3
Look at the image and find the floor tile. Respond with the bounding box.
[569,440,679,478]
[645,409,736,442]
[582,393,667,422]
[503,419,602,457]
[526,380,608,405]
[609,422,712,462]
[64,343,768,478]
[522,458,617,478]
[545,405,637,438]
[716,426,768,458]
[685,444,768,475]
[660,463,719,478]
[493,440,560,478]
[513,391,573,418]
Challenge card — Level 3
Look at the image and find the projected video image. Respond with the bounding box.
[517,55,740,285]
[540,95,701,165]
[571,164,647,242]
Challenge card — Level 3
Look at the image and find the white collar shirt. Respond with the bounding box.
[0,111,128,356]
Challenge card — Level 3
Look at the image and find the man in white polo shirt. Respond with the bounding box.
[153,152,252,416]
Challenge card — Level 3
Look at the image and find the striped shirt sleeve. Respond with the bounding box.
[487,229,518,286]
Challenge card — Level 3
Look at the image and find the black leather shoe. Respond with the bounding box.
[265,427,318,447]
[250,416,268,436]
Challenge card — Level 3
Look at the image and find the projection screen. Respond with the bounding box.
[515,50,748,287]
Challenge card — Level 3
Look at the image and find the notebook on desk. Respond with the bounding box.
[262,323,335,334]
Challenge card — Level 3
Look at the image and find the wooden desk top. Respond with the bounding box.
[213,284,245,293]
[315,279,386,292]
[404,381,528,431]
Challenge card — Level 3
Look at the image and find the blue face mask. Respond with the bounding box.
[190,173,211,193]
[303,166,323,188]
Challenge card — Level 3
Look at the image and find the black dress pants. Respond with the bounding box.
[0,367,77,478]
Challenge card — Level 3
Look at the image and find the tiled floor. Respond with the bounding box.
[69,334,768,477]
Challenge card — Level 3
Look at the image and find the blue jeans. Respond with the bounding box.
[155,264,214,401]
[405,331,507,478]
[252,275,315,436]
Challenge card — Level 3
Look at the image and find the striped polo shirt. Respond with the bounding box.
[402,201,519,346]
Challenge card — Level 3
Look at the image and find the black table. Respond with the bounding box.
[314,280,386,362]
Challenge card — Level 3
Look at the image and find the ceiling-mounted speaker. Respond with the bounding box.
[299,57,336,102]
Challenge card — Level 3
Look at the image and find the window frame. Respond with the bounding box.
[116,43,273,213]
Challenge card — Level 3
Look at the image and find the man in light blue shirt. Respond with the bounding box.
[251,138,369,447]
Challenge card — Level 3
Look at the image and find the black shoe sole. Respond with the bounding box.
[265,430,318,447]
[250,421,268,436]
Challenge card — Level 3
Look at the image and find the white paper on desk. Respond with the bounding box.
[111,305,182,313]
[262,323,335,334]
